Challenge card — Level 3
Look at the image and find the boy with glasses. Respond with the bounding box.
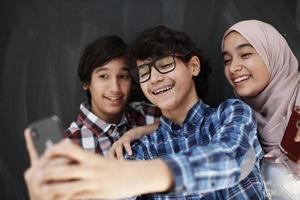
[24,26,265,200]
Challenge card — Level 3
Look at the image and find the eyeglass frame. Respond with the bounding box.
[130,54,182,83]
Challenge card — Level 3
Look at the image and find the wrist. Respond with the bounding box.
[149,159,174,192]
[132,127,146,140]
[126,159,174,194]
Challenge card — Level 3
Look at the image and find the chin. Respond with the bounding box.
[156,101,177,111]
[107,107,124,114]
[235,90,257,98]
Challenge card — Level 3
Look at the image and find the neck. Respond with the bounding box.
[162,90,199,125]
[91,103,122,124]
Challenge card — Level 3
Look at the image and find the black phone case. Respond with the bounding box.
[28,115,63,155]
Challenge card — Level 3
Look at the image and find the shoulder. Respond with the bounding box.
[218,98,252,114]
[215,98,254,123]
[64,120,87,138]
[129,127,161,154]
[126,135,153,160]
[127,101,160,113]
[125,101,161,124]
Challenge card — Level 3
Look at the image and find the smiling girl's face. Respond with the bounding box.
[222,31,270,98]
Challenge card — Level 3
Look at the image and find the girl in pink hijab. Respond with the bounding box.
[222,20,300,199]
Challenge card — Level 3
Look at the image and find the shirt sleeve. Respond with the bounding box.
[161,100,262,194]
[64,122,83,145]
[125,137,150,161]
[65,122,100,153]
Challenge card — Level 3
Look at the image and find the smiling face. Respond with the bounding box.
[83,57,132,123]
[138,56,200,123]
[222,31,270,98]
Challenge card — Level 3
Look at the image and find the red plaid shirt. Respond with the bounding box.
[64,101,161,155]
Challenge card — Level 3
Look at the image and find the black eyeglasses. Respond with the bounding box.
[130,55,176,83]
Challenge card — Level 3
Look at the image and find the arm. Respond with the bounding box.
[107,122,159,159]
[159,100,262,194]
[26,101,260,199]
[35,140,174,199]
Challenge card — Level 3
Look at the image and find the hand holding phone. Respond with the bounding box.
[26,115,63,156]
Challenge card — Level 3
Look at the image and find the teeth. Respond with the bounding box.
[233,75,250,83]
[153,86,173,95]
[107,97,121,101]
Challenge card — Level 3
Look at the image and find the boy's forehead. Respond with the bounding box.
[136,59,149,65]
[94,63,129,73]
[136,55,167,65]
[137,57,155,63]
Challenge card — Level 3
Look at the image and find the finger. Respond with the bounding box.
[46,156,74,168]
[38,183,67,200]
[23,167,34,183]
[42,139,91,164]
[295,134,300,142]
[24,128,39,165]
[116,146,124,160]
[23,166,49,200]
[40,164,85,183]
[124,142,133,156]
[107,147,117,160]
[56,192,75,200]
[67,184,112,200]
[41,180,90,199]
[71,191,103,200]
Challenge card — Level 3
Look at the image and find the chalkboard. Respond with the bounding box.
[1,0,300,199]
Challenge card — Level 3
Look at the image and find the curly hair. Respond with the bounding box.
[129,25,210,98]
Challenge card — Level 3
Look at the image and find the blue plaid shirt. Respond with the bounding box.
[127,99,265,200]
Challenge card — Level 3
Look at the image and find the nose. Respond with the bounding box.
[110,77,121,92]
[229,59,242,73]
[149,66,164,83]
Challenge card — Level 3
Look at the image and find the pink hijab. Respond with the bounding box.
[222,20,300,172]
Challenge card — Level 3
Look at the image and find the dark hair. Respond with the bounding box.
[78,35,128,102]
[129,25,210,98]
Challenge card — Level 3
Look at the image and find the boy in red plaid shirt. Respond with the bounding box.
[64,35,161,156]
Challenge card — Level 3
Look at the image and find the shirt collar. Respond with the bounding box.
[160,99,207,131]
[78,102,128,136]
[183,99,207,126]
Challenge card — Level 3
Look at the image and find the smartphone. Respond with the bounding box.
[27,115,64,156]
[280,106,300,163]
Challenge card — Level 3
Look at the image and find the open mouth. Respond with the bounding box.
[104,96,123,102]
[233,75,250,83]
[152,85,174,95]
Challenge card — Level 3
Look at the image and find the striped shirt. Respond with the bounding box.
[127,99,265,199]
[64,101,161,155]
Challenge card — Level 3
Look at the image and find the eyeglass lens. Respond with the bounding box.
[137,56,175,82]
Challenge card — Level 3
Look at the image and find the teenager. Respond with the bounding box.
[64,35,160,156]
[24,26,265,199]
[222,19,300,199]
[24,35,160,199]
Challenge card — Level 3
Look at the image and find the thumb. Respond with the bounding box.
[24,129,39,165]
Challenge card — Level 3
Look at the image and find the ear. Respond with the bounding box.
[81,81,89,90]
[188,56,201,76]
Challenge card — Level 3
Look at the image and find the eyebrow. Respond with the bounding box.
[222,43,254,56]
[94,66,129,73]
